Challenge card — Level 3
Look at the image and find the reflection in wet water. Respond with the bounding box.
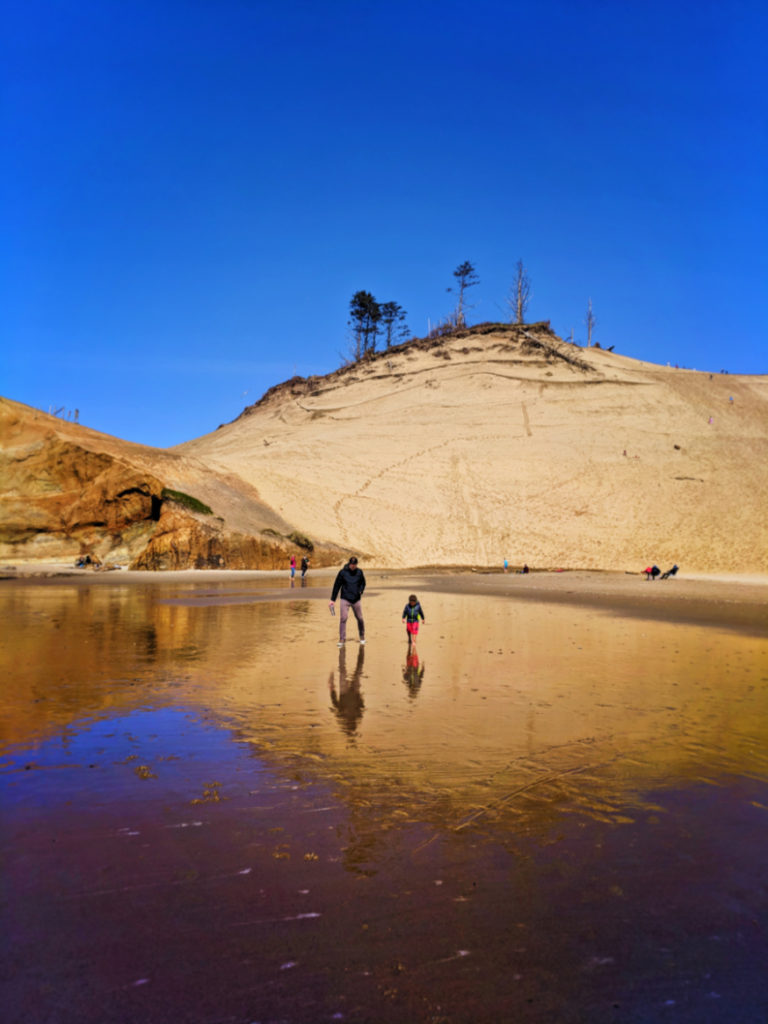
[3,579,768,838]
[2,578,768,1022]
[403,645,425,699]
[328,645,366,737]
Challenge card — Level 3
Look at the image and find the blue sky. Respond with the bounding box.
[2,0,766,447]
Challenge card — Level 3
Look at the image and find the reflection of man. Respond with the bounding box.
[403,649,425,699]
[329,557,366,647]
[329,646,365,736]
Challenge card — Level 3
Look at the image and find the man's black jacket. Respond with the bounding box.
[331,565,366,603]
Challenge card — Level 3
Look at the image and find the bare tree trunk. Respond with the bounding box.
[585,298,596,347]
[516,260,530,323]
[508,260,531,324]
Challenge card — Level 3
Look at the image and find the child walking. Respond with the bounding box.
[402,594,425,645]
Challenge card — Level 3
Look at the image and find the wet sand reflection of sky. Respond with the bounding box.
[2,579,768,1023]
[3,580,768,832]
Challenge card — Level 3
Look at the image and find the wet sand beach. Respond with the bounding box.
[1,569,767,1023]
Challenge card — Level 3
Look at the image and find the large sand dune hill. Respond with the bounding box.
[177,324,768,573]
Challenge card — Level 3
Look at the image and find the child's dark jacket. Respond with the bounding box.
[402,601,425,623]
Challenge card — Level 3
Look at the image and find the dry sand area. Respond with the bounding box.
[178,326,768,574]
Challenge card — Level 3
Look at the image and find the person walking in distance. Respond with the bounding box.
[329,557,366,647]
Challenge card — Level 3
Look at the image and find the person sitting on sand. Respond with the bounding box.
[402,594,426,645]
[644,565,661,580]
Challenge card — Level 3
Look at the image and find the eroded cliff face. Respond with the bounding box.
[0,434,162,563]
[0,399,340,570]
[130,502,314,571]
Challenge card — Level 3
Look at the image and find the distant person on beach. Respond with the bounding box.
[301,555,309,578]
[402,594,425,645]
[290,555,296,578]
[503,558,508,573]
[644,565,661,580]
[330,557,366,647]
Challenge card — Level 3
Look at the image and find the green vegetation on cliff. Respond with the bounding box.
[161,488,213,516]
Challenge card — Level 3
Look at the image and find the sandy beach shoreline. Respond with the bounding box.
[2,562,765,635]
[2,564,767,1022]
[415,568,767,635]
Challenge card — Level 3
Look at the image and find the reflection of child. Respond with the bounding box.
[402,594,425,643]
[403,648,425,698]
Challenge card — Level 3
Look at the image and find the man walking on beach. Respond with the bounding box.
[329,557,366,647]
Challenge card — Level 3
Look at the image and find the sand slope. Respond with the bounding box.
[177,324,768,573]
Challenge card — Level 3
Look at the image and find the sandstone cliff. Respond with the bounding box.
[0,397,344,570]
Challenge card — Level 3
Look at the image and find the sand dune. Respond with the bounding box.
[3,323,766,573]
[176,324,768,573]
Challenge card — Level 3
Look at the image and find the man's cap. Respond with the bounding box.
[348,556,358,564]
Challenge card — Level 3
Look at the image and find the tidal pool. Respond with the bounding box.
[1,576,767,1023]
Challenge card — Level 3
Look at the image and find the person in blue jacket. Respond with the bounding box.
[402,594,425,646]
[329,557,366,647]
